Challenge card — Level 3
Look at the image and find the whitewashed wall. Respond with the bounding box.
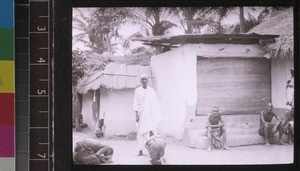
[151,45,197,139]
[81,91,97,130]
[99,88,136,136]
[271,58,294,109]
[151,43,266,139]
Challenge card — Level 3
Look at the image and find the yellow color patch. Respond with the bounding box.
[0,61,14,93]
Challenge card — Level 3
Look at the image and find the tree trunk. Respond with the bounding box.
[73,87,82,131]
[239,7,246,33]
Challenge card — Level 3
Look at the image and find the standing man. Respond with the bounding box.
[258,103,283,146]
[206,107,230,152]
[133,74,161,156]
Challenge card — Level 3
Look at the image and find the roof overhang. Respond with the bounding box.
[132,33,279,47]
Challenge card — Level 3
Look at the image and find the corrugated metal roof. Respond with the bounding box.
[132,33,279,47]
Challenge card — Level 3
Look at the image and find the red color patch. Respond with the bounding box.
[0,93,14,125]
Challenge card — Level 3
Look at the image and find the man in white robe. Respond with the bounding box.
[133,74,161,156]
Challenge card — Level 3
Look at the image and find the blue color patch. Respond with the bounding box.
[0,0,13,28]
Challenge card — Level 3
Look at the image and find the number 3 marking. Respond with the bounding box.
[37,26,46,31]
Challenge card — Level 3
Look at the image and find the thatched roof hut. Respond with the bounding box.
[77,62,152,94]
[248,8,293,59]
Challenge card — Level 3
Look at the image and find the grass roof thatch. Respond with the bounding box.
[247,8,293,59]
[76,62,153,94]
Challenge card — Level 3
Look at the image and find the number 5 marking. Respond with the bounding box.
[37,89,46,95]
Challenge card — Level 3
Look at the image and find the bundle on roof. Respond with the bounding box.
[248,8,293,59]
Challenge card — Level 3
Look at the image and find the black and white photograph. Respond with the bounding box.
[71,6,294,165]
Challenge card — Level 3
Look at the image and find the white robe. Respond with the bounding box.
[133,86,161,135]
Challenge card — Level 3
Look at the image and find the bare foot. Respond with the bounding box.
[265,143,271,147]
[288,141,293,145]
[223,146,230,151]
[207,147,212,152]
[136,150,143,156]
[278,141,287,145]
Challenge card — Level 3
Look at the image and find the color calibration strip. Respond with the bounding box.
[0,0,15,171]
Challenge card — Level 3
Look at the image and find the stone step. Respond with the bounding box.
[184,127,259,137]
[186,114,261,129]
[193,114,260,122]
[184,122,258,130]
[182,130,290,149]
[183,134,265,149]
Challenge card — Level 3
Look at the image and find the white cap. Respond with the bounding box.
[140,74,148,79]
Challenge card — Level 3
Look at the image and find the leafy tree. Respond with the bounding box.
[73,8,130,54]
[128,7,179,36]
[72,50,87,86]
[72,50,87,131]
[172,7,211,34]
[202,7,236,33]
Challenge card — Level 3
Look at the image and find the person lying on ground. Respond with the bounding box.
[145,135,167,165]
[73,138,113,165]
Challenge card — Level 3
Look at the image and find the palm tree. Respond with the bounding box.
[128,7,179,36]
[172,7,212,34]
[204,7,236,33]
[239,7,246,33]
[206,6,290,34]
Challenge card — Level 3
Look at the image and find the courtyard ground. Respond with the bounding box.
[73,128,294,165]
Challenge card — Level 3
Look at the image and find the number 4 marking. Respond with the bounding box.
[38,153,46,159]
[38,57,46,63]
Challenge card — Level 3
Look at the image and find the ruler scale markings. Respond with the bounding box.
[29,1,51,171]
[29,31,49,34]
[16,53,29,55]
[15,4,30,7]
[15,20,29,22]
[16,37,29,39]
[39,79,49,81]
[29,63,48,66]
[30,95,49,97]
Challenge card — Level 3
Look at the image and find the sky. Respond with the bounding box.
[72,7,263,55]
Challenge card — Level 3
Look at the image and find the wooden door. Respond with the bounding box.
[196,57,271,115]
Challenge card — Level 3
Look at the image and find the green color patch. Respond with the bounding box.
[0,28,14,60]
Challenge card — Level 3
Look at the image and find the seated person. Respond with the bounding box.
[73,139,113,165]
[258,103,283,146]
[145,135,167,165]
[206,107,230,151]
[279,106,294,145]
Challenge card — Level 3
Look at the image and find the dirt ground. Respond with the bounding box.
[73,128,294,165]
